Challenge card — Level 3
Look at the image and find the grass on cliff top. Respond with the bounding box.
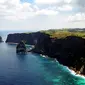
[41,29,85,39]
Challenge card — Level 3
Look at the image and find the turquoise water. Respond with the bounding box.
[0,31,85,85]
[0,43,85,85]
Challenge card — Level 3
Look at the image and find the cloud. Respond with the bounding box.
[0,0,60,21]
[35,0,72,4]
[76,0,85,12]
[75,0,85,8]
[0,0,37,20]
[35,0,60,4]
[0,15,69,31]
[68,13,85,22]
[1,0,85,30]
[64,0,72,3]
[1,0,85,21]
[58,5,72,11]
[36,9,58,15]
[0,0,75,21]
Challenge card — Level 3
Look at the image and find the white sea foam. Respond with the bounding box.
[55,60,85,79]
[40,54,48,58]
[40,54,45,58]
[40,55,85,79]
[66,67,85,79]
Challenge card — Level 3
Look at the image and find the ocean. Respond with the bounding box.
[0,31,85,85]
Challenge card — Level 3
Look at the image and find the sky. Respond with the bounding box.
[0,0,85,31]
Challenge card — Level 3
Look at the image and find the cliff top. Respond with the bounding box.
[41,29,85,39]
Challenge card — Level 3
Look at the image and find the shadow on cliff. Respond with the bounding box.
[33,35,85,75]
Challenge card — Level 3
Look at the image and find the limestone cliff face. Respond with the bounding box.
[6,32,85,75]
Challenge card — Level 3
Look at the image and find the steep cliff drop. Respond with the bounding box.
[6,32,85,76]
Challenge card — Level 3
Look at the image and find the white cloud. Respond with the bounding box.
[35,0,72,4]
[0,15,69,31]
[35,0,61,4]
[8,0,20,4]
[0,0,60,21]
[0,0,7,4]
[68,13,85,22]
[21,3,33,12]
[58,5,72,11]
[4,12,35,21]
[36,9,58,15]
[64,0,72,3]
[1,0,85,31]
[0,0,37,20]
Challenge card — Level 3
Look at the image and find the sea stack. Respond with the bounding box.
[16,41,26,54]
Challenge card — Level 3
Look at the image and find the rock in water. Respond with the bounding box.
[16,41,26,54]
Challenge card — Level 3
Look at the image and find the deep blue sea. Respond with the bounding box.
[0,31,85,85]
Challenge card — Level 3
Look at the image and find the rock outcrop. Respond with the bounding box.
[16,41,26,54]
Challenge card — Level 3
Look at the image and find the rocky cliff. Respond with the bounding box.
[0,36,3,42]
[6,32,85,75]
[6,32,50,45]
[35,36,85,75]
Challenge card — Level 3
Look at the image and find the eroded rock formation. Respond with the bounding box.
[16,41,26,54]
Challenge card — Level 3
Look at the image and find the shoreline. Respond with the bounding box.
[5,42,85,79]
[6,42,18,44]
[66,67,85,79]
[40,54,85,79]
[53,58,85,79]
[6,42,34,47]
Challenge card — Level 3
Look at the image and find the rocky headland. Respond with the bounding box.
[6,31,85,76]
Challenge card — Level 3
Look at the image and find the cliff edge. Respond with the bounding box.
[6,32,85,75]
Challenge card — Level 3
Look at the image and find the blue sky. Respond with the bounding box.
[0,0,85,31]
[21,0,34,3]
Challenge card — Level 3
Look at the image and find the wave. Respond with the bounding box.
[66,67,85,79]
[40,54,85,79]
[54,59,85,79]
[40,54,49,58]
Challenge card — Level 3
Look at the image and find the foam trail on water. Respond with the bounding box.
[55,59,85,79]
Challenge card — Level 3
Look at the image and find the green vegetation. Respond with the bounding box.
[41,29,85,39]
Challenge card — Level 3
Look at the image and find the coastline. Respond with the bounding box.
[6,42,34,47]
[6,42,18,45]
[38,54,85,79]
[66,67,85,79]
[6,42,85,79]
[40,54,85,79]
[40,54,48,58]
